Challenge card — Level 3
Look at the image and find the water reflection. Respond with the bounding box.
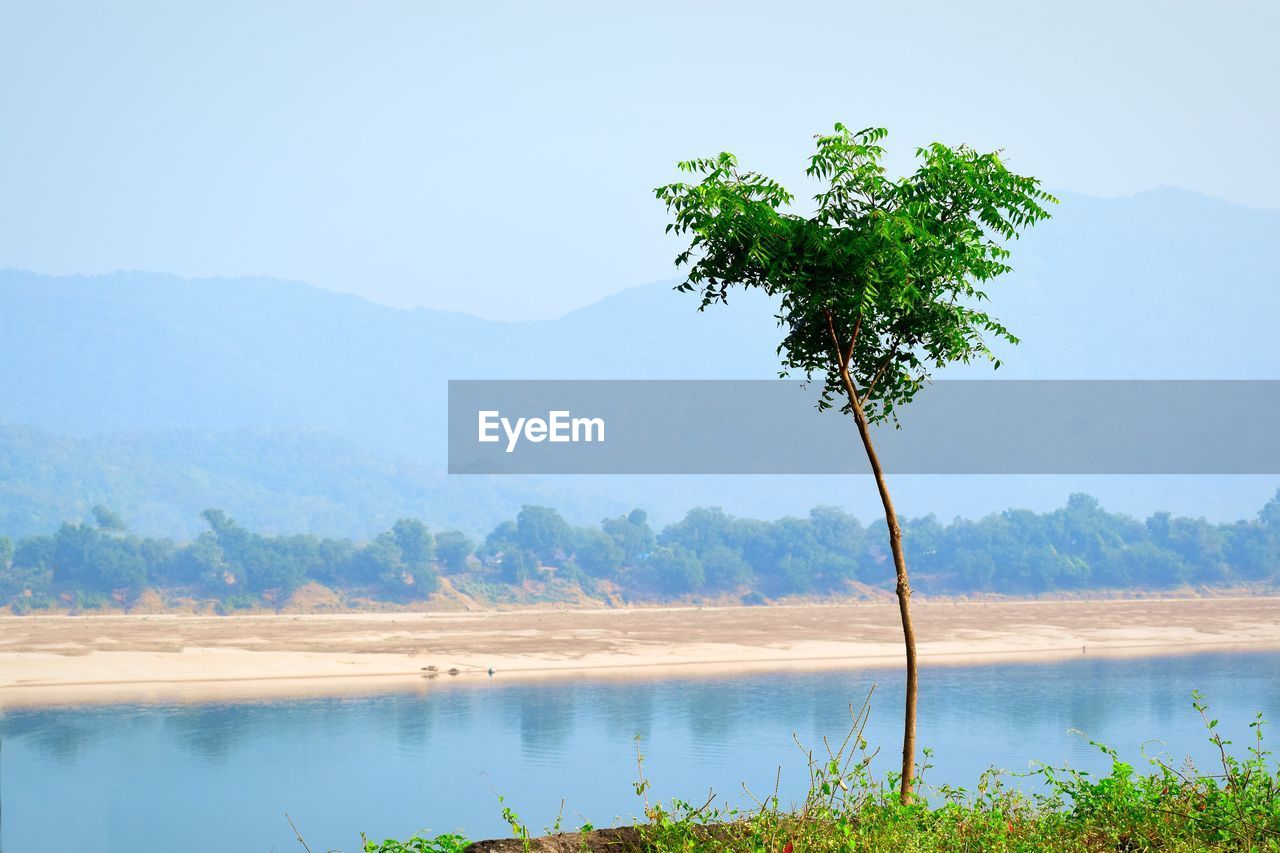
[2,650,1278,853]
[517,685,577,760]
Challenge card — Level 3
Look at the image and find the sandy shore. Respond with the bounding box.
[2,597,1278,708]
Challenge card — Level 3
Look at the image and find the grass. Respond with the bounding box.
[361,689,1280,851]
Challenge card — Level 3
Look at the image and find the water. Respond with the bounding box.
[3,650,1279,852]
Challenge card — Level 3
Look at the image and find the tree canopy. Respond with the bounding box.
[656,124,1056,421]
[3,493,1279,612]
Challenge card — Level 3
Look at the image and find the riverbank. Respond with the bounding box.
[2,596,1278,707]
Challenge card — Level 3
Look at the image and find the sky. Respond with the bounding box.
[1,0,1277,320]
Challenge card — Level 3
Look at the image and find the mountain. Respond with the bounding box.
[0,268,782,457]
[0,424,647,539]
[975,188,1280,379]
[1,188,1277,537]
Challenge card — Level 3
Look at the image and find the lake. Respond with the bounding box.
[3,649,1278,852]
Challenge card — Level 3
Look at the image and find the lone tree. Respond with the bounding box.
[656,124,1054,803]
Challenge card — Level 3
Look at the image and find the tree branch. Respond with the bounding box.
[823,308,850,378]
[823,308,861,374]
[846,313,861,366]
[860,335,902,406]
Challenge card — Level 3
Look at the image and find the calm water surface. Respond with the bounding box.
[3,650,1279,853]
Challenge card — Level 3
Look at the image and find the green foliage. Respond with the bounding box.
[1024,692,1280,851]
[1261,493,1280,529]
[479,520,518,561]
[214,592,260,614]
[393,518,434,566]
[660,507,740,555]
[348,531,406,585]
[656,123,1055,423]
[500,796,531,846]
[573,527,625,579]
[200,512,317,594]
[602,509,657,565]
[3,490,1280,611]
[698,544,752,591]
[360,831,470,853]
[367,692,1280,851]
[515,505,573,563]
[737,507,867,595]
[50,521,151,591]
[153,532,222,587]
[91,505,127,532]
[499,549,543,585]
[0,559,50,602]
[346,528,439,600]
[643,545,705,594]
[13,534,54,571]
[434,530,474,573]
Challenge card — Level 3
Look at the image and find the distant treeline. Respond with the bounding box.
[2,492,1279,612]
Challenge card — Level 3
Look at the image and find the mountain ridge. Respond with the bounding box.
[1,188,1277,536]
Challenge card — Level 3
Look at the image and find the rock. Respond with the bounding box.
[464,826,644,851]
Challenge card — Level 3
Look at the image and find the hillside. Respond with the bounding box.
[0,424,643,538]
[4,191,1279,446]
[1,188,1278,536]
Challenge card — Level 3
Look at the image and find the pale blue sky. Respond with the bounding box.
[2,0,1276,319]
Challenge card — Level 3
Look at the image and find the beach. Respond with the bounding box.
[2,596,1278,707]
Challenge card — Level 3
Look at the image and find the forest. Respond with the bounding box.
[2,492,1278,613]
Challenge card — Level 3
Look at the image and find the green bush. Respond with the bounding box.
[633,691,1280,851]
[360,831,470,853]
[215,592,260,614]
[368,692,1280,851]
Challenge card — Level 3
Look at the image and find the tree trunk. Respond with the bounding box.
[838,370,919,805]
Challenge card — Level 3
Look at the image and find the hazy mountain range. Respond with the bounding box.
[1,188,1277,538]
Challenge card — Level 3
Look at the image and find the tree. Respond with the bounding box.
[341,524,439,599]
[572,527,625,578]
[252,535,318,595]
[51,521,148,592]
[91,505,127,532]
[434,530,475,573]
[158,532,225,587]
[698,543,752,590]
[644,545,704,594]
[602,509,656,563]
[198,510,253,591]
[660,507,738,553]
[346,531,403,585]
[1260,490,1280,529]
[13,535,55,571]
[498,548,541,584]
[657,123,1054,802]
[313,537,357,584]
[392,518,434,567]
[480,520,518,560]
[515,505,573,563]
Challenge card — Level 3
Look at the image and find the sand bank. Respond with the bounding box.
[2,597,1278,707]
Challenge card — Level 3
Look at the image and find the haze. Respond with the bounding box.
[2,0,1277,319]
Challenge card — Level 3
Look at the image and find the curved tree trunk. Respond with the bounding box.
[837,368,919,805]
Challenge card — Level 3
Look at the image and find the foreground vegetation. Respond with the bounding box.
[3,491,1280,614]
[363,692,1280,851]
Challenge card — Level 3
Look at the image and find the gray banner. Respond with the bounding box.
[447,380,1280,474]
